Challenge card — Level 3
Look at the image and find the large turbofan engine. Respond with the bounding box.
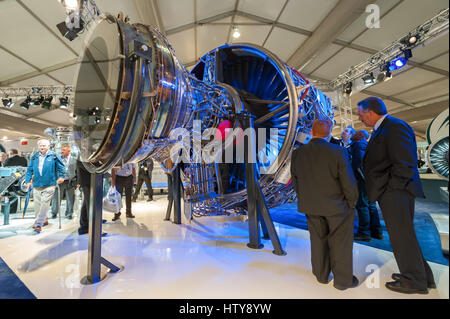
[72,15,333,215]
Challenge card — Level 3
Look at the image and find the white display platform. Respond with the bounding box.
[0,195,448,299]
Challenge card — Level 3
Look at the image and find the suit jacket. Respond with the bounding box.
[76,160,91,187]
[349,139,367,182]
[5,155,27,167]
[290,138,358,217]
[363,115,425,202]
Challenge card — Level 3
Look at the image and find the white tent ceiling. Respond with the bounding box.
[0,0,448,142]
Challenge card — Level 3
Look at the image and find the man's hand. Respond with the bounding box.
[76,184,80,189]
[57,178,65,185]
[26,182,32,191]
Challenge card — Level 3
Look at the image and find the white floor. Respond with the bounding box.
[0,195,448,299]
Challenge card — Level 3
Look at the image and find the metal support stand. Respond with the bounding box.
[1,201,10,226]
[172,164,182,224]
[238,112,286,256]
[81,173,120,285]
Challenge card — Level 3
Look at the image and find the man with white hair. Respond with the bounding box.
[25,139,66,233]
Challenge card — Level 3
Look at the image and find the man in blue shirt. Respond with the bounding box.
[25,139,66,233]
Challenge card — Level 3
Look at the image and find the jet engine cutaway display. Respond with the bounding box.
[72,15,334,216]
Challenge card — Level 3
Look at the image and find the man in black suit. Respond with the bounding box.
[5,149,27,167]
[358,97,435,294]
[291,119,359,290]
[349,130,382,241]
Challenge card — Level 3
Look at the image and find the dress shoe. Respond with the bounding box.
[354,234,371,242]
[43,220,49,226]
[78,228,88,235]
[51,215,57,219]
[126,212,135,218]
[334,276,359,290]
[391,273,436,289]
[102,219,107,224]
[385,280,428,294]
[34,226,42,233]
[371,232,384,240]
[112,212,121,221]
[66,215,73,220]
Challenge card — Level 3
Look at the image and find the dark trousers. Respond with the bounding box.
[356,179,381,236]
[79,185,90,232]
[133,173,153,200]
[167,174,174,202]
[306,210,354,287]
[51,180,75,217]
[378,189,434,289]
[115,175,133,214]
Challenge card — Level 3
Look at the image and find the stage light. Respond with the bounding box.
[42,96,53,109]
[232,26,240,39]
[20,96,32,110]
[59,97,69,109]
[408,35,418,44]
[362,72,375,84]
[33,95,45,106]
[388,49,412,71]
[343,82,352,95]
[2,98,14,108]
[59,0,81,11]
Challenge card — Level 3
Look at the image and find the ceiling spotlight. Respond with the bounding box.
[343,82,352,95]
[59,0,81,11]
[33,95,45,106]
[95,116,101,124]
[388,49,412,71]
[408,35,418,44]
[20,96,32,110]
[2,98,14,108]
[42,96,53,110]
[232,26,240,39]
[59,97,69,109]
[362,72,376,85]
[385,69,392,81]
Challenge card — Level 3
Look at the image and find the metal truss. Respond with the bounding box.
[0,86,73,99]
[327,8,449,92]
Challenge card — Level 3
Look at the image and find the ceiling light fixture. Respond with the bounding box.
[33,95,45,106]
[232,26,240,39]
[343,82,352,95]
[20,96,32,110]
[362,72,376,85]
[59,97,69,109]
[2,98,14,108]
[42,96,53,110]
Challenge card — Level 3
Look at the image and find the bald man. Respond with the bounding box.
[291,119,359,290]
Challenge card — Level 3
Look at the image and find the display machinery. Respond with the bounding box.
[72,14,333,283]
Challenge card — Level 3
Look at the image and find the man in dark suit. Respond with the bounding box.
[5,149,27,167]
[291,119,359,290]
[358,96,435,294]
[349,130,382,241]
